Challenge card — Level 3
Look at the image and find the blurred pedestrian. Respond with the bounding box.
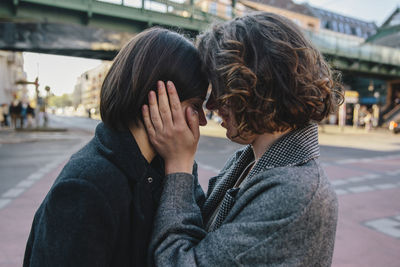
[206,109,213,120]
[364,110,372,132]
[144,12,343,266]
[21,102,28,128]
[10,99,22,129]
[0,104,4,128]
[23,28,208,267]
[26,103,35,128]
[1,104,9,127]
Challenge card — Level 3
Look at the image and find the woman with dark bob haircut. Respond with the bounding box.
[143,12,343,266]
[23,28,208,267]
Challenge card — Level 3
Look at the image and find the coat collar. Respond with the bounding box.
[203,123,320,231]
[93,122,163,184]
[247,123,320,179]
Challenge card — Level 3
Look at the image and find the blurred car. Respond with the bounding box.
[389,120,400,134]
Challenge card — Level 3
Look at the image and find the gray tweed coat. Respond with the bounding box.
[149,124,338,266]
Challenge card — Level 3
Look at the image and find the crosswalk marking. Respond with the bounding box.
[365,218,400,239]
[0,199,11,209]
[2,188,25,198]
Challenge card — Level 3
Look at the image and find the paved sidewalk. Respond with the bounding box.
[0,161,67,267]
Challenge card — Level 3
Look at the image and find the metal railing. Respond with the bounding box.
[304,29,400,66]
[96,0,222,23]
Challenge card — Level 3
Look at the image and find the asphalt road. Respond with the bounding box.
[0,115,399,267]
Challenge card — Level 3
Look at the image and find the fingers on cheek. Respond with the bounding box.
[175,125,186,135]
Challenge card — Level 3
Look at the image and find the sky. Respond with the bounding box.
[23,53,101,97]
[293,0,399,25]
[23,0,400,96]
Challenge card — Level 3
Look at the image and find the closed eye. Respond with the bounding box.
[192,102,205,112]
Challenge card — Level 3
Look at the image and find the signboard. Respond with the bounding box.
[344,90,359,104]
[360,97,378,104]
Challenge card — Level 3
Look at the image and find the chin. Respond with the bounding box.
[226,128,256,145]
[226,132,250,145]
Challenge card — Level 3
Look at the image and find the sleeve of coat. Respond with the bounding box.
[192,161,206,208]
[148,172,334,267]
[25,178,116,267]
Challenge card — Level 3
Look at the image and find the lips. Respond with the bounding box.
[220,116,228,128]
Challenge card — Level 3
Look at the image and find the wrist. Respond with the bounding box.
[164,159,194,175]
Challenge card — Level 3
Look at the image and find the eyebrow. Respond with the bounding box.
[191,97,206,103]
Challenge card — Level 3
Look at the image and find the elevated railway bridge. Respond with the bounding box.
[1,0,400,124]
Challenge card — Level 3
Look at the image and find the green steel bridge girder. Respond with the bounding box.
[328,56,400,78]
[1,0,400,79]
[0,0,220,33]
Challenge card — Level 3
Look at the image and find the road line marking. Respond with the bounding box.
[332,154,400,166]
[386,169,400,176]
[348,176,367,183]
[331,180,347,186]
[374,183,397,190]
[0,199,11,209]
[27,173,43,180]
[16,179,36,188]
[335,189,348,195]
[335,159,359,164]
[2,188,25,198]
[347,186,374,193]
[364,174,380,179]
[0,138,88,211]
[365,218,400,238]
[331,173,382,187]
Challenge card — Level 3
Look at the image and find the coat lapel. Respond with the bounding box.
[202,146,254,223]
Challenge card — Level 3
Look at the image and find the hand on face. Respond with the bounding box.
[142,81,201,175]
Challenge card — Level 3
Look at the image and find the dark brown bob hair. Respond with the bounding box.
[100,27,208,130]
[197,12,343,135]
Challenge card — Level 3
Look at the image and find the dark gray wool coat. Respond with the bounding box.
[149,124,338,267]
[23,122,166,267]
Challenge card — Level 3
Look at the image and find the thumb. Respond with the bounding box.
[186,107,200,140]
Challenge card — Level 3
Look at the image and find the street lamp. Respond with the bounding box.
[15,77,40,128]
[44,86,51,127]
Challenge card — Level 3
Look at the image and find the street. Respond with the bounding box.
[1,115,400,266]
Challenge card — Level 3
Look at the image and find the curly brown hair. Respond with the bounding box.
[197,12,343,135]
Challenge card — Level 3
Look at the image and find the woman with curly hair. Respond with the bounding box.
[143,12,343,266]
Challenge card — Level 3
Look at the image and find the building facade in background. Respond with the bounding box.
[308,5,377,38]
[0,51,27,105]
[73,61,111,116]
[240,0,320,31]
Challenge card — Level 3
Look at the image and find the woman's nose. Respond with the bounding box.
[198,109,207,126]
[205,93,217,110]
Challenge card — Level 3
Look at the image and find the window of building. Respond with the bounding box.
[345,24,351,34]
[226,5,232,18]
[209,2,217,15]
[324,21,331,30]
[338,22,344,33]
[332,21,338,31]
[389,12,400,26]
[356,27,362,37]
